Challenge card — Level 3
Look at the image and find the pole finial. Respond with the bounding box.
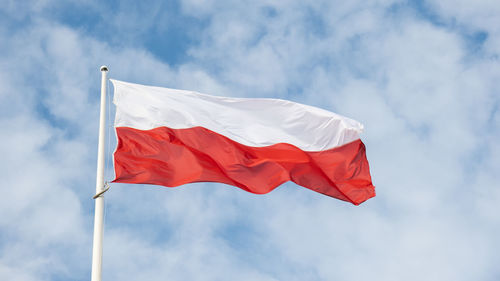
[100,65,108,72]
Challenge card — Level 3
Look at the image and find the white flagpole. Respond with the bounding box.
[91,66,108,281]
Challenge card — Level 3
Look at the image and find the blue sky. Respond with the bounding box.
[1,0,499,280]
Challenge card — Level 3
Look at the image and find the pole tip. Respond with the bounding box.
[100,65,108,72]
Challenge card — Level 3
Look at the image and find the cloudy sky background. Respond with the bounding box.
[1,0,499,280]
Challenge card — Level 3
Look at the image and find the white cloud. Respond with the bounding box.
[0,1,499,280]
[425,0,500,54]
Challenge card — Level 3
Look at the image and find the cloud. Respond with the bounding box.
[0,1,499,281]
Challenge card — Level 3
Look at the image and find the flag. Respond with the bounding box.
[111,80,375,205]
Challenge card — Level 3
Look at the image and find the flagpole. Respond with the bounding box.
[91,66,108,281]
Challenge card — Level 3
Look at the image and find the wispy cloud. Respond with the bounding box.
[0,0,499,280]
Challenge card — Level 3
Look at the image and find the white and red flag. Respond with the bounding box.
[111,80,375,205]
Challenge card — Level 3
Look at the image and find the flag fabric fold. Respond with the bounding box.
[111,79,375,205]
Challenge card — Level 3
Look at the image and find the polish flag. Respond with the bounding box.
[111,80,375,205]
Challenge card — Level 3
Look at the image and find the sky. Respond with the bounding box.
[0,0,499,280]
